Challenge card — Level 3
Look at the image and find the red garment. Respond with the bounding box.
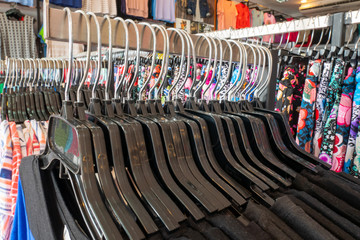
[236,3,250,29]
[286,18,298,42]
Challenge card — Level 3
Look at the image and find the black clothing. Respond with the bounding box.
[302,168,360,209]
[288,195,355,240]
[293,173,360,226]
[270,196,337,240]
[20,156,89,240]
[287,189,360,239]
[208,214,270,240]
[244,200,302,240]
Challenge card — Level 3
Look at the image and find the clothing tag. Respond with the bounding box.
[63,225,71,240]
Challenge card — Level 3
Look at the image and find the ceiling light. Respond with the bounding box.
[276,0,288,3]
[301,0,307,3]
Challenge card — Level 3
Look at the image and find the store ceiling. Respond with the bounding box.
[246,0,360,18]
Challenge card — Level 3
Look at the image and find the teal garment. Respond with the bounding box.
[152,0,156,18]
[318,59,345,164]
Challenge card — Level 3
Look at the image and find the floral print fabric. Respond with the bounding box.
[296,59,322,153]
[348,67,360,176]
[312,62,332,157]
[319,59,345,164]
[275,62,307,137]
[331,66,356,172]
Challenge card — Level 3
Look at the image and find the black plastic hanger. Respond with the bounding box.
[39,9,123,239]
[115,20,187,232]
[254,108,332,169]
[208,40,288,188]
[73,13,146,240]
[143,26,223,216]
[24,60,39,121]
[148,29,232,211]
[183,37,275,207]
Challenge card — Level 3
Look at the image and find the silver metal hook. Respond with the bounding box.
[290,19,304,52]
[276,22,285,50]
[180,30,197,100]
[283,20,293,50]
[124,19,139,100]
[63,7,74,102]
[138,22,157,101]
[193,34,212,100]
[306,16,317,53]
[167,27,186,101]
[149,24,168,100]
[202,36,219,101]
[112,17,129,100]
[75,10,91,102]
[87,12,102,99]
[216,39,233,102]
[3,58,11,92]
[103,15,113,101]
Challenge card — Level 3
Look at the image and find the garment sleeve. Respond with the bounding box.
[217,0,223,15]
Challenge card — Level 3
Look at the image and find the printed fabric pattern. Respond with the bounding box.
[312,62,332,157]
[275,62,307,137]
[331,66,356,172]
[319,59,345,164]
[296,59,322,153]
[349,67,360,176]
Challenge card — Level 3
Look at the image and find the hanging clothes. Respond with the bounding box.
[125,0,148,18]
[250,8,263,27]
[235,3,250,29]
[2,0,33,6]
[275,61,307,137]
[186,0,211,19]
[154,0,176,22]
[215,63,229,100]
[0,13,37,59]
[217,0,237,30]
[263,13,276,43]
[296,59,322,153]
[82,0,117,16]
[313,62,332,157]
[347,67,360,175]
[352,122,360,177]
[319,59,345,164]
[48,0,82,7]
[331,66,356,172]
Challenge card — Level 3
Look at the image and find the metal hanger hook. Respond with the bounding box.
[63,7,74,102]
[75,10,91,102]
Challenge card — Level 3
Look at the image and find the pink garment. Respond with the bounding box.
[331,95,353,172]
[185,78,192,88]
[202,69,214,100]
[263,13,276,43]
[126,0,149,18]
[196,64,202,81]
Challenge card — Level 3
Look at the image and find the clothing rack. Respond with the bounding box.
[205,9,360,47]
[43,0,203,57]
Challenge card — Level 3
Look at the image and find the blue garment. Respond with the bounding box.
[152,0,156,19]
[187,0,210,18]
[10,178,35,240]
[3,0,33,7]
[41,0,82,8]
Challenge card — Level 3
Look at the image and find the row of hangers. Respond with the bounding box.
[1,8,334,240]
